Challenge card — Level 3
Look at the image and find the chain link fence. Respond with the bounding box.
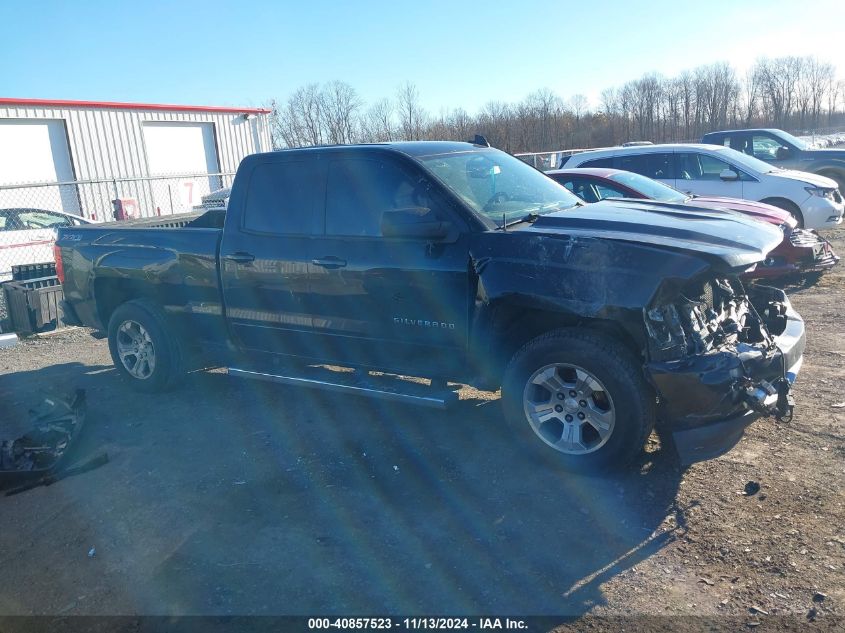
[514,149,593,172]
[0,171,234,330]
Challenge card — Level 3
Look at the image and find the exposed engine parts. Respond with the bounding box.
[645,276,777,360]
[741,377,795,422]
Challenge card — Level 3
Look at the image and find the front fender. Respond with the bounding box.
[803,159,845,176]
[465,231,713,380]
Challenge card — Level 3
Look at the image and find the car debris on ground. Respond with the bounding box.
[0,389,108,495]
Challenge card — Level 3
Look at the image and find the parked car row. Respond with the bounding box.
[560,141,843,229]
[547,168,839,279]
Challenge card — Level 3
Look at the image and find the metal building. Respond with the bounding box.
[0,98,272,221]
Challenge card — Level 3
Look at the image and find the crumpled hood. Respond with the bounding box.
[521,199,784,270]
[770,169,839,189]
[684,196,795,227]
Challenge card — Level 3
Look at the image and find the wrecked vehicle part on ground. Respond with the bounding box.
[56,143,806,470]
[0,389,87,483]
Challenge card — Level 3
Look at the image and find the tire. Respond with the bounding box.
[760,198,804,227]
[107,300,184,392]
[502,329,655,472]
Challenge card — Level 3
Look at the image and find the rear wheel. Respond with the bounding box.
[502,329,655,472]
[761,198,804,227]
[107,300,183,392]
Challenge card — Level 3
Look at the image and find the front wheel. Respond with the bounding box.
[760,198,804,228]
[107,300,183,392]
[502,329,655,472]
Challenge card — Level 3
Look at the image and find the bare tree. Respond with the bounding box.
[569,94,589,121]
[396,82,427,141]
[321,81,362,144]
[275,83,325,147]
[361,98,396,142]
[269,54,844,154]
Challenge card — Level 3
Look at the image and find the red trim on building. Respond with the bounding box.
[0,97,271,115]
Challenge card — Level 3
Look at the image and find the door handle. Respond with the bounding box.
[311,256,347,269]
[224,252,255,265]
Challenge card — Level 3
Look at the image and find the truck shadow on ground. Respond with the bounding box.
[0,364,685,616]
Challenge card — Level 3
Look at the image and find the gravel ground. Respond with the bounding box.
[0,230,843,628]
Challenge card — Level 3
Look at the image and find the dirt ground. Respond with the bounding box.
[0,230,843,628]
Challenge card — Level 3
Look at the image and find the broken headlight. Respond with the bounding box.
[644,304,688,361]
[805,186,837,201]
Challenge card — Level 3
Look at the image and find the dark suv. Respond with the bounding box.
[701,128,845,192]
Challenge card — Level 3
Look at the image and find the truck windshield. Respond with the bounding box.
[418,149,581,226]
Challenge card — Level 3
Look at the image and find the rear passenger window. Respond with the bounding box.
[595,183,628,199]
[243,161,316,235]
[326,158,428,237]
[617,153,675,180]
[580,157,614,168]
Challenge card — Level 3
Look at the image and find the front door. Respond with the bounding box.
[674,151,745,199]
[306,154,470,376]
[220,156,323,359]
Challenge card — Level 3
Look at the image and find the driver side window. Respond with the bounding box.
[559,177,599,203]
[751,135,782,160]
[594,183,629,200]
[326,158,435,237]
[677,152,728,180]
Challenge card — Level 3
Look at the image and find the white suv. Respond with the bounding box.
[562,143,844,229]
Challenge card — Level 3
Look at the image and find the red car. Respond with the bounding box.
[548,168,838,280]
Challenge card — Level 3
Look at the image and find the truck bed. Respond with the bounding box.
[56,212,226,345]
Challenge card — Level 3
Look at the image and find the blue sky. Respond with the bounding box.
[2,0,842,114]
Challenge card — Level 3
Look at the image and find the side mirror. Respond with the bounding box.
[776,146,790,160]
[719,169,739,181]
[381,208,451,239]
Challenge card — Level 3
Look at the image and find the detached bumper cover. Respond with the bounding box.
[647,289,805,465]
[748,230,839,279]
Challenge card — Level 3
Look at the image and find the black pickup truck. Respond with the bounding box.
[701,128,845,192]
[56,141,805,470]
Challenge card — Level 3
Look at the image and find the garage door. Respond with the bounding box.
[143,121,221,214]
[0,119,80,214]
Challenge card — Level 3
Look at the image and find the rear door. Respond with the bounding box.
[219,155,323,359]
[306,151,471,375]
[615,152,676,187]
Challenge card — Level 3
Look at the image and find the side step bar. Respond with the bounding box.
[228,367,457,409]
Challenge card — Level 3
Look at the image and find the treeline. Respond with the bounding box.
[267,56,845,154]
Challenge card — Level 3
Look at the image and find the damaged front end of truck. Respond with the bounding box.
[644,274,805,464]
[499,199,808,466]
